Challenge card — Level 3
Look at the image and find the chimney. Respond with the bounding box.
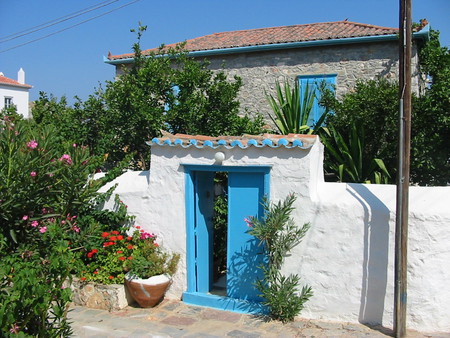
[18,68,25,84]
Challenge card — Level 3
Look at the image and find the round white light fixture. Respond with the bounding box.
[214,151,226,164]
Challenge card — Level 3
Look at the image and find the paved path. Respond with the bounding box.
[69,300,449,337]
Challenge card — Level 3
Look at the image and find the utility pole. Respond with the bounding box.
[395,0,411,337]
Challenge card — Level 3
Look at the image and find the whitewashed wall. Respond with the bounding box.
[0,85,30,118]
[99,141,450,332]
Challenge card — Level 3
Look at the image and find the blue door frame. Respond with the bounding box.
[183,165,270,313]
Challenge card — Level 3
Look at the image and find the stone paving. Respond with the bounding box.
[68,299,449,338]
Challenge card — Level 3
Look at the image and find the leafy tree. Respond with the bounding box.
[320,28,449,185]
[32,25,264,169]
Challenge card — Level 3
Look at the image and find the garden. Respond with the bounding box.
[1,23,448,336]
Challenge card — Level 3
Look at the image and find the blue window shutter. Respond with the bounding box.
[298,75,336,127]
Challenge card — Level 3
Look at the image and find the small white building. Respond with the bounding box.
[0,68,32,118]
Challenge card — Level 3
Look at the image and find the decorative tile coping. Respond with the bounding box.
[148,133,317,150]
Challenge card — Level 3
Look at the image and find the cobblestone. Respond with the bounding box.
[68,299,449,337]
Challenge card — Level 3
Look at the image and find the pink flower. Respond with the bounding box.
[72,225,80,233]
[22,215,28,221]
[72,143,77,148]
[140,232,154,240]
[27,140,38,149]
[244,218,253,227]
[39,226,47,233]
[31,220,39,227]
[58,154,73,165]
[61,220,66,224]
[30,171,37,177]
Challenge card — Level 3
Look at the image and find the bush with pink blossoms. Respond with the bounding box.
[0,116,133,336]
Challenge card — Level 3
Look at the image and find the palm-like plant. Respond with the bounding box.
[320,123,391,184]
[266,80,328,134]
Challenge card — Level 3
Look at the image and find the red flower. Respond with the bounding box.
[139,229,145,233]
[109,236,117,241]
[127,256,132,260]
[136,226,141,229]
[101,232,109,238]
[108,241,114,246]
[92,249,98,253]
[127,236,132,241]
[81,277,86,281]
[93,271,98,275]
[87,252,93,258]
[111,230,119,235]
[108,276,114,280]
[117,250,123,254]
[119,256,125,261]
[127,245,133,249]
[117,235,124,240]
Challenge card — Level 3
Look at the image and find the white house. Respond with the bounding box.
[0,68,32,118]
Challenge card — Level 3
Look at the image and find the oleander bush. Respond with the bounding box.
[247,193,312,322]
[0,115,132,336]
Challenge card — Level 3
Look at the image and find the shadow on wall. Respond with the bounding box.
[346,184,390,325]
[227,238,265,303]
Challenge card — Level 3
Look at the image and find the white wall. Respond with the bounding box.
[99,140,450,332]
[0,85,30,118]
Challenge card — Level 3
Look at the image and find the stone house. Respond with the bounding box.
[105,20,430,122]
[0,68,32,119]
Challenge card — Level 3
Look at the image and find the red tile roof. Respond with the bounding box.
[109,21,399,61]
[0,74,32,89]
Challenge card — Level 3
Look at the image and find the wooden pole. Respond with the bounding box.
[395,0,411,337]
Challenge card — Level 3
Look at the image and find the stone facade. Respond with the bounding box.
[114,40,422,121]
[202,41,421,118]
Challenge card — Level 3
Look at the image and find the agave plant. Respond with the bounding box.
[266,80,328,135]
[320,123,391,184]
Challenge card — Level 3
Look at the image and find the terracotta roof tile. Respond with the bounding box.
[149,133,317,150]
[0,75,32,89]
[109,21,399,61]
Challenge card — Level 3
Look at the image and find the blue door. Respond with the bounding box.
[183,165,270,313]
[227,172,266,301]
[193,171,215,293]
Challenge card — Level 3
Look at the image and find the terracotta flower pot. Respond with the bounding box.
[125,274,171,308]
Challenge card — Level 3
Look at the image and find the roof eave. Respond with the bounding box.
[105,28,430,65]
[0,83,32,89]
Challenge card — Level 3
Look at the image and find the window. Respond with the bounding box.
[4,97,13,109]
[298,74,336,127]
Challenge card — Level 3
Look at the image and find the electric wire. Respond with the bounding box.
[0,0,120,44]
[0,0,141,54]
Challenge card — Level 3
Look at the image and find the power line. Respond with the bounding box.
[0,0,141,54]
[0,0,120,44]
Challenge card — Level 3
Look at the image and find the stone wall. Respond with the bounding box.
[115,41,422,121]
[203,41,421,119]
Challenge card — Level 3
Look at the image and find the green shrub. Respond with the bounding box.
[247,193,312,322]
[0,116,132,336]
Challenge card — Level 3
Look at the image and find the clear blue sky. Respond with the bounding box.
[1,0,449,104]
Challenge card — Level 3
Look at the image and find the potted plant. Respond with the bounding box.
[123,227,180,308]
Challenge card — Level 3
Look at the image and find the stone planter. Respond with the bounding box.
[125,274,171,308]
[67,277,135,311]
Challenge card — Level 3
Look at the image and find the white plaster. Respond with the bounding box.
[98,140,450,332]
[0,69,31,118]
